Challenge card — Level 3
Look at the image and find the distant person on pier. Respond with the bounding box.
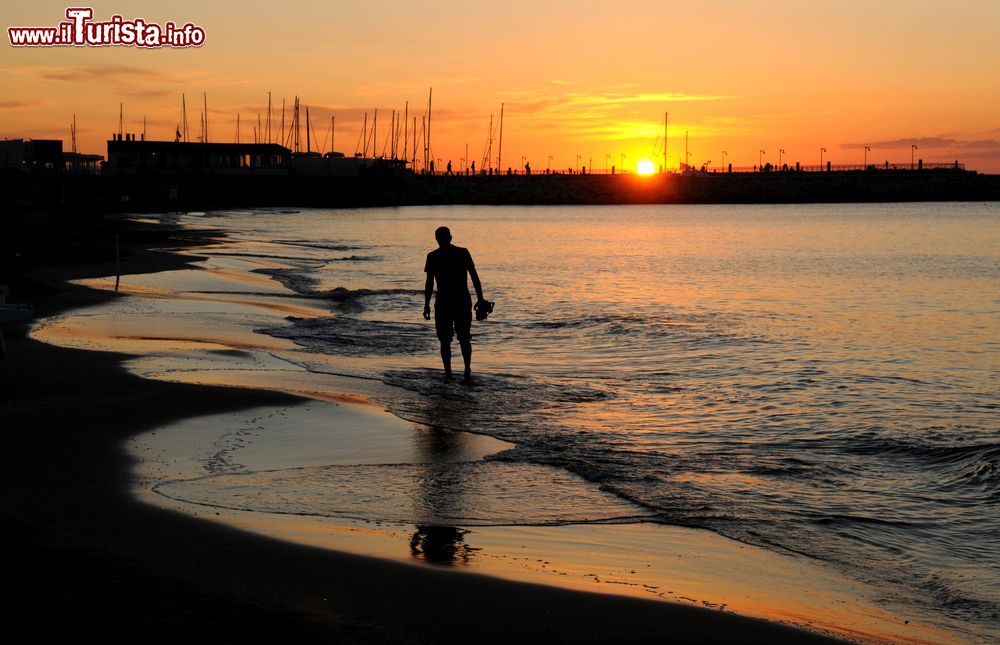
[446,160,452,175]
[423,226,487,384]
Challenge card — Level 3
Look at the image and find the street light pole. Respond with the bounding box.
[911,144,917,169]
[864,146,870,168]
[820,147,827,169]
[759,149,765,169]
[722,150,727,171]
[779,148,785,168]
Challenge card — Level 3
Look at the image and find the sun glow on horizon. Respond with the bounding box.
[636,160,655,175]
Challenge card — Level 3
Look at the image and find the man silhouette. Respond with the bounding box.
[423,226,485,383]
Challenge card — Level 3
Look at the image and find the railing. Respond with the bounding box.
[417,161,967,176]
[717,162,965,173]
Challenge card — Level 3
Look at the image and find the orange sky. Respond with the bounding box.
[3,1,999,172]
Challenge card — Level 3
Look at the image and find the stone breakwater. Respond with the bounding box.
[5,167,1000,211]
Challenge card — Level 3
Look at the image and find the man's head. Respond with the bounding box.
[434,226,452,247]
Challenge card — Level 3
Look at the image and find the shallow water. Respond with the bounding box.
[74,203,1000,639]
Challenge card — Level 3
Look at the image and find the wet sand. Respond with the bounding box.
[0,211,859,642]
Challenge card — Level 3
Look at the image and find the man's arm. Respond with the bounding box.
[467,249,484,302]
[469,265,484,302]
[423,271,434,320]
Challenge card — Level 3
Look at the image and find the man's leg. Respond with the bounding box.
[434,306,454,380]
[459,338,472,382]
[455,303,474,383]
[440,341,452,379]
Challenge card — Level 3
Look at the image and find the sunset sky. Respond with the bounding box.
[3,1,999,172]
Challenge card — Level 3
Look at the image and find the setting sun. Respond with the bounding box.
[636,160,655,175]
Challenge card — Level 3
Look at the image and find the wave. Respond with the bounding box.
[326,255,380,262]
[153,460,651,527]
[273,239,367,252]
[255,267,422,305]
[255,268,320,296]
[259,316,433,356]
[322,287,423,301]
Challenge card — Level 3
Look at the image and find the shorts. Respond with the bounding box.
[434,300,472,343]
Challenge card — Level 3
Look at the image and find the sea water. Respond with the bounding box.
[140,203,999,639]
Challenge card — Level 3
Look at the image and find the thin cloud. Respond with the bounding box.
[575,92,735,106]
[0,100,37,109]
[841,136,1000,150]
[503,90,733,120]
[38,65,177,85]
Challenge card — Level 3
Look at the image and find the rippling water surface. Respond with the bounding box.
[179,203,999,638]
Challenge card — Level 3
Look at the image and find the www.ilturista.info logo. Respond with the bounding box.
[8,7,205,48]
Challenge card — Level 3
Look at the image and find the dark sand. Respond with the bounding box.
[0,211,846,643]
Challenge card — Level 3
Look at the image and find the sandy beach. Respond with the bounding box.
[0,210,857,643]
[1,209,956,643]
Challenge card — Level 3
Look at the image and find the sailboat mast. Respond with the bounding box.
[71,114,77,153]
[425,88,432,171]
[664,112,668,172]
[483,113,493,171]
[497,103,504,172]
[306,106,311,153]
[403,101,408,164]
[203,93,209,143]
[294,97,300,153]
[182,94,189,142]
[266,92,272,144]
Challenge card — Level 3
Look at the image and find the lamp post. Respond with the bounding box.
[779,148,785,168]
[605,153,611,174]
[576,154,581,173]
[547,155,553,172]
[759,149,765,169]
[864,146,870,169]
[722,150,727,171]
[911,144,917,169]
[621,153,626,174]
[820,147,827,169]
